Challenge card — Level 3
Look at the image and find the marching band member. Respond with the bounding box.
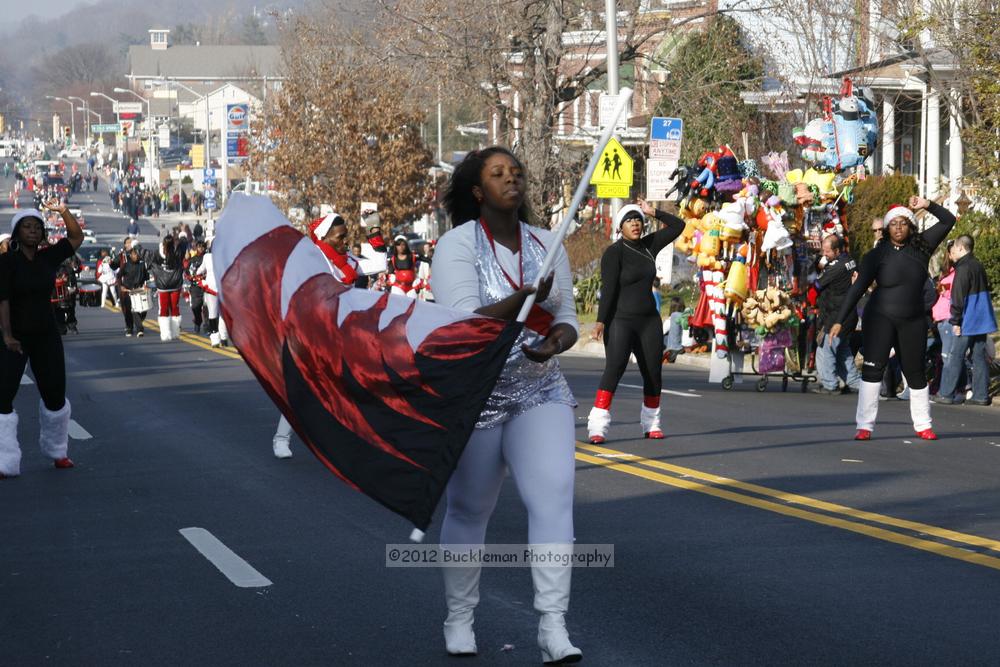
[386,235,423,298]
[271,213,359,459]
[0,201,84,478]
[434,147,582,663]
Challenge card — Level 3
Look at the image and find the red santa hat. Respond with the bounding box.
[883,205,915,227]
[309,213,345,240]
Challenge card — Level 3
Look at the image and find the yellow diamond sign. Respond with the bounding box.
[590,137,633,187]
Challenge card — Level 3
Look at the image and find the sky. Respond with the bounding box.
[3,0,92,24]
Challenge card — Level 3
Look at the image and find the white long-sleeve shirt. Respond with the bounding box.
[432,221,578,333]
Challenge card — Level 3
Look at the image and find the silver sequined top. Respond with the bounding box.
[469,222,577,428]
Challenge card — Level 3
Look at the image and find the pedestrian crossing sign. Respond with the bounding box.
[590,137,633,188]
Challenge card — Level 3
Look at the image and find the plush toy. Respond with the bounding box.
[665,164,698,202]
[690,149,722,198]
[714,145,743,198]
[760,151,790,181]
[759,195,793,252]
[740,287,794,333]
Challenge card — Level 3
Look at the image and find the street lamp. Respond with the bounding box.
[90,92,124,161]
[114,87,155,191]
[153,78,214,219]
[45,95,75,144]
[68,96,89,139]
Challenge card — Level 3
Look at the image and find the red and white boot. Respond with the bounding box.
[910,386,937,440]
[587,390,613,444]
[854,381,880,441]
[0,411,21,479]
[39,399,73,470]
[640,395,664,439]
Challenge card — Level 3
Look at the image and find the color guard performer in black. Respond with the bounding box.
[587,198,686,443]
[0,201,85,478]
[829,196,955,441]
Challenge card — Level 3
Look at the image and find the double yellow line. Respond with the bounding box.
[576,442,1000,572]
[105,305,241,360]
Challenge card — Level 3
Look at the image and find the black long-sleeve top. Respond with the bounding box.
[597,209,686,322]
[835,202,956,324]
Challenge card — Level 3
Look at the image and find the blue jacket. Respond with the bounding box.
[949,253,997,335]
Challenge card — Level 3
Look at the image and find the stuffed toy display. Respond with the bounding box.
[666,78,871,379]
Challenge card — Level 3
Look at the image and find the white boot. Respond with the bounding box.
[170,316,182,340]
[586,407,611,444]
[909,386,932,432]
[210,331,221,347]
[856,380,881,431]
[0,411,21,478]
[532,545,582,664]
[442,562,480,656]
[273,415,293,459]
[158,316,172,341]
[39,399,73,467]
[640,404,663,438]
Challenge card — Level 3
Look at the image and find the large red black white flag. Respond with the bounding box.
[213,195,521,531]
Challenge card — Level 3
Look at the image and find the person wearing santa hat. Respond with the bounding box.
[586,197,686,444]
[828,195,956,441]
[386,235,423,298]
[270,212,360,459]
[0,201,84,479]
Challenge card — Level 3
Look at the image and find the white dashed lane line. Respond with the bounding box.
[68,420,92,440]
[619,383,702,398]
[179,527,273,588]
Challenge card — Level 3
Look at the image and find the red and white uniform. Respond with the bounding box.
[308,215,360,285]
[387,254,423,298]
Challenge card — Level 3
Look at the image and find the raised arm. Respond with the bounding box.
[917,199,957,252]
[43,198,84,250]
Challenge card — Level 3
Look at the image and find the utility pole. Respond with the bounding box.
[436,84,443,164]
[605,0,621,238]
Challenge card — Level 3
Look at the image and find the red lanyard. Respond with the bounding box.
[479,219,523,289]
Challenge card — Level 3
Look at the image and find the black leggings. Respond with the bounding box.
[190,293,204,328]
[0,328,66,413]
[599,315,664,396]
[120,286,133,330]
[860,309,928,389]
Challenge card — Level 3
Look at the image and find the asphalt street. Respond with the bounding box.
[2,162,1000,666]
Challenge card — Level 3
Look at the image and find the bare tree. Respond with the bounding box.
[246,11,433,239]
[374,0,744,224]
[34,43,117,90]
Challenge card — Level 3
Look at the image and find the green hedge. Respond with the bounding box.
[845,173,918,261]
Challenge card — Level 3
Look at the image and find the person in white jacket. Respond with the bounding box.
[194,241,229,348]
[97,251,119,307]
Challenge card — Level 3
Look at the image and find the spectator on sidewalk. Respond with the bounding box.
[814,235,861,395]
[934,235,997,406]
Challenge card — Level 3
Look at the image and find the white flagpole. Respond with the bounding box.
[516,87,633,324]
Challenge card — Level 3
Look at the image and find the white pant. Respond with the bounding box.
[441,403,575,546]
[274,414,292,439]
[100,283,118,306]
[205,293,229,340]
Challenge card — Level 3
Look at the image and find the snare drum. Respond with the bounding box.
[129,289,151,313]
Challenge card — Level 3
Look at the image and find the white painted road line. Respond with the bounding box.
[620,383,701,398]
[68,419,92,440]
[20,375,33,385]
[179,527,273,588]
